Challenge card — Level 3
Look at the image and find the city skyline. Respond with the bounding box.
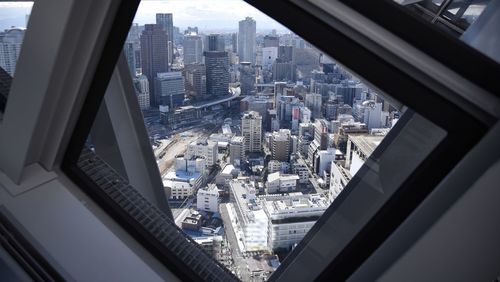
[0,1,290,32]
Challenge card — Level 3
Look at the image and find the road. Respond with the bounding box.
[220,204,250,282]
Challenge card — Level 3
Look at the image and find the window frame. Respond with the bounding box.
[59,0,496,281]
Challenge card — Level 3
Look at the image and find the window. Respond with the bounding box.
[61,0,496,281]
[0,2,33,116]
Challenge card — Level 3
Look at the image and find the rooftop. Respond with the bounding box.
[348,134,384,156]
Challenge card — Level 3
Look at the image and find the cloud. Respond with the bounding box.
[134,0,287,31]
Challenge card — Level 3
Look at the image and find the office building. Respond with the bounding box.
[329,160,351,201]
[132,74,150,110]
[183,33,203,65]
[263,35,279,48]
[262,193,329,250]
[0,27,25,76]
[186,139,218,167]
[271,129,291,162]
[230,181,269,251]
[156,13,174,64]
[266,172,300,193]
[241,111,263,153]
[345,134,384,176]
[155,72,185,111]
[163,155,207,199]
[197,184,219,213]
[207,34,225,52]
[272,61,295,82]
[262,47,278,70]
[183,63,206,98]
[229,136,245,167]
[231,32,237,53]
[238,17,256,64]
[305,93,323,119]
[140,24,169,107]
[204,50,229,96]
[239,62,255,95]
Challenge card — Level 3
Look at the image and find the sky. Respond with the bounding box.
[0,1,288,32]
[134,0,288,32]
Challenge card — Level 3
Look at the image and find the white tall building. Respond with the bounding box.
[0,27,25,76]
[241,111,262,153]
[262,193,329,250]
[186,139,218,167]
[183,33,203,65]
[197,184,219,213]
[238,17,256,64]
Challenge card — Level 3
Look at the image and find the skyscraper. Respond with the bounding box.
[204,35,229,97]
[239,62,255,95]
[183,33,203,65]
[207,34,225,52]
[156,13,174,64]
[140,24,169,107]
[204,51,229,97]
[0,27,25,76]
[231,33,237,53]
[241,111,262,153]
[238,17,256,64]
[124,42,136,76]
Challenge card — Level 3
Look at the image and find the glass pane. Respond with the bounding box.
[0,2,33,114]
[84,0,442,281]
[444,0,488,27]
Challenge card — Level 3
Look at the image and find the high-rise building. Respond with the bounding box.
[204,50,229,96]
[156,13,174,64]
[305,93,322,119]
[184,64,206,98]
[231,33,237,53]
[263,35,279,48]
[229,136,245,167]
[140,24,169,107]
[132,75,150,110]
[238,17,256,64]
[262,47,278,71]
[241,111,262,153]
[272,62,295,82]
[207,34,225,52]
[271,129,291,162]
[278,45,293,63]
[124,42,136,76]
[186,139,218,167]
[183,33,202,65]
[155,72,185,111]
[0,27,25,76]
[239,62,255,95]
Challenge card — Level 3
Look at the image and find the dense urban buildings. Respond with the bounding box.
[124,8,402,282]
